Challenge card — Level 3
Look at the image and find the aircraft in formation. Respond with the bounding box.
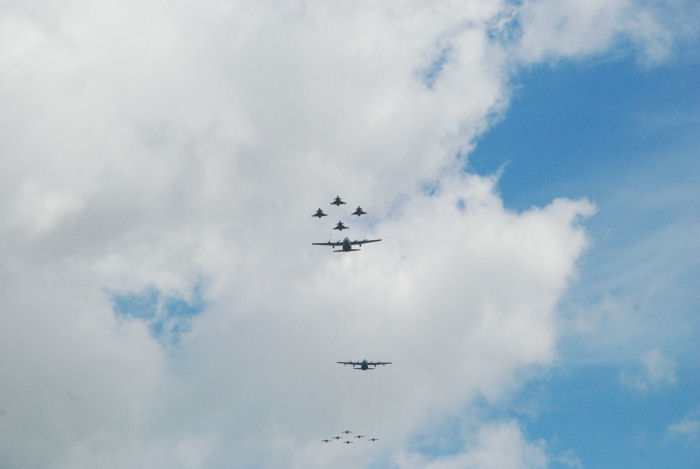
[312,237,381,252]
[322,429,380,445]
[312,196,372,232]
[312,195,386,444]
[333,220,349,231]
[331,195,346,206]
[312,208,327,218]
[337,359,392,370]
[352,206,366,216]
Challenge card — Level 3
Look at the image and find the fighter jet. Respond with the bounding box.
[333,220,349,231]
[351,206,366,216]
[337,359,392,370]
[312,208,327,218]
[331,195,346,206]
[312,237,381,252]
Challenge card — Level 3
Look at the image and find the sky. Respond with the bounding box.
[0,1,698,468]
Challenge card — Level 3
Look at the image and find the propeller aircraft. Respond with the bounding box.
[312,237,381,252]
[337,359,392,370]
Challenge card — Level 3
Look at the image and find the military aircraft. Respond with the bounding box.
[331,195,346,206]
[337,359,392,370]
[312,237,381,252]
[343,440,353,445]
[321,439,331,443]
[369,438,379,442]
[352,206,366,216]
[342,430,352,435]
[332,436,342,440]
[333,220,349,231]
[312,208,327,218]
[355,435,365,439]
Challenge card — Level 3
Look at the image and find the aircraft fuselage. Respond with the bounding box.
[355,360,371,370]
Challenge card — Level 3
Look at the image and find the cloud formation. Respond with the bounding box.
[621,348,678,394]
[0,1,689,467]
[668,407,700,442]
[393,421,547,469]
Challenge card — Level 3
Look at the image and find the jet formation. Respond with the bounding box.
[320,429,380,446]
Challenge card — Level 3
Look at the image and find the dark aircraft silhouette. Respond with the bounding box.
[337,359,392,370]
[352,206,366,216]
[312,237,381,252]
[342,430,352,435]
[343,440,353,445]
[312,208,327,218]
[333,436,342,440]
[369,438,379,442]
[333,220,349,231]
[331,195,346,206]
[321,439,331,443]
[355,435,365,439]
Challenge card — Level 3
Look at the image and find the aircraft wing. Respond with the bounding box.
[349,238,382,246]
[313,241,343,247]
[336,361,360,366]
[367,361,392,366]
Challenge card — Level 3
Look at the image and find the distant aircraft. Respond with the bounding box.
[369,438,379,442]
[321,439,331,443]
[342,430,352,434]
[352,206,366,216]
[337,359,392,370]
[312,208,327,218]
[343,440,353,445]
[333,220,349,231]
[312,237,381,252]
[355,435,365,439]
[333,436,342,440]
[331,195,346,206]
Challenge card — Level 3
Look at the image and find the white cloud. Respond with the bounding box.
[513,0,693,64]
[393,421,547,469]
[620,348,677,394]
[0,1,688,467]
[668,419,699,439]
[642,348,678,386]
[668,407,700,442]
[551,449,583,469]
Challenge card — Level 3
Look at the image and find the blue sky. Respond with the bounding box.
[469,46,700,468]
